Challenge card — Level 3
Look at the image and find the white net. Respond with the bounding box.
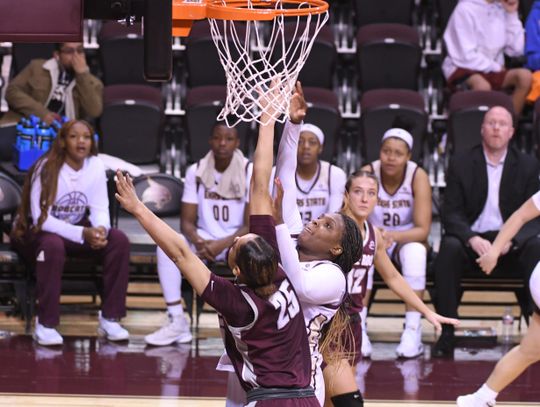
[207,1,329,127]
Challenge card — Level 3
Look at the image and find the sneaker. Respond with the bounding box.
[361,329,372,358]
[33,318,63,346]
[456,393,496,407]
[396,324,424,358]
[145,313,193,346]
[98,311,130,341]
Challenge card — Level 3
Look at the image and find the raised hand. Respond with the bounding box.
[115,170,143,214]
[289,81,307,124]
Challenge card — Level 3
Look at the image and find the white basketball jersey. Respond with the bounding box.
[296,161,344,225]
[182,162,248,240]
[299,260,342,403]
[368,160,417,232]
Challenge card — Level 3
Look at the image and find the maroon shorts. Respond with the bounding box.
[254,396,319,406]
[447,68,507,92]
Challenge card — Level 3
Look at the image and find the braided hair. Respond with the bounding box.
[332,213,363,276]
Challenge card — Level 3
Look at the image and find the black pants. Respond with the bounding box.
[433,233,540,319]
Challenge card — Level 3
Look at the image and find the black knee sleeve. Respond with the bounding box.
[331,391,364,407]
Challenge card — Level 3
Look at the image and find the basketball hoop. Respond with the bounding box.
[173,1,330,126]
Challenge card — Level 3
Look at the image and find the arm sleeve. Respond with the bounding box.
[182,164,198,204]
[504,12,525,57]
[73,71,104,118]
[327,166,346,213]
[275,120,303,235]
[30,168,85,243]
[275,223,345,305]
[443,7,502,72]
[88,158,111,230]
[5,61,50,119]
[200,273,254,326]
[525,9,540,70]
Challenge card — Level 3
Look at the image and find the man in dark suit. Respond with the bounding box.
[433,105,540,357]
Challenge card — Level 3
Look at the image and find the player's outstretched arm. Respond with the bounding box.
[477,197,540,274]
[115,170,211,295]
[373,228,459,331]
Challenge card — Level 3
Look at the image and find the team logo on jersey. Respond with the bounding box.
[52,191,88,224]
[141,178,171,210]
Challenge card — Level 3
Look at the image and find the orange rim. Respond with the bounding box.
[173,0,328,22]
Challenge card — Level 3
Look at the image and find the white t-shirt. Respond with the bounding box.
[30,156,110,243]
[296,160,346,224]
[182,162,249,241]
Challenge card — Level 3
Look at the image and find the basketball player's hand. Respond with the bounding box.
[289,81,307,124]
[501,0,519,14]
[476,248,500,275]
[259,78,283,125]
[196,241,216,262]
[424,310,460,332]
[115,170,143,214]
[468,235,492,257]
[72,50,90,74]
[380,229,394,249]
[83,226,108,249]
[272,178,285,225]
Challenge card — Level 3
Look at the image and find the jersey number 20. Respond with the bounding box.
[270,280,300,329]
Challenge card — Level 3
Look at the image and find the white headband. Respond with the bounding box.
[300,123,324,145]
[381,128,413,150]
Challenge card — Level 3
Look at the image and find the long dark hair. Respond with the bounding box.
[13,120,98,239]
[333,213,363,276]
[235,236,278,299]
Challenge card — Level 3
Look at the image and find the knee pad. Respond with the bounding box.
[399,243,427,291]
[530,264,540,309]
[331,391,364,407]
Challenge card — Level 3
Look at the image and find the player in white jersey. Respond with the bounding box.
[296,123,346,225]
[457,191,540,407]
[145,121,250,347]
[322,169,456,407]
[12,120,130,346]
[271,83,365,406]
[360,125,432,359]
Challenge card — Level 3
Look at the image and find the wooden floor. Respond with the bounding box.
[0,394,534,407]
[0,286,537,407]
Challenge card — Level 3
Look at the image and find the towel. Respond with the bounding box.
[195,149,248,199]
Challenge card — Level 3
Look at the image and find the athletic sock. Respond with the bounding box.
[167,304,184,317]
[405,311,421,328]
[476,383,498,404]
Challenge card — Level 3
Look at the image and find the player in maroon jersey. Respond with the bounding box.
[321,170,460,407]
[115,88,319,405]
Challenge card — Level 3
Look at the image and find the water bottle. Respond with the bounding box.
[501,306,514,343]
[19,119,35,151]
[37,122,54,151]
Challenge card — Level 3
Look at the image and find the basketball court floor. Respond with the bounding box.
[0,289,538,407]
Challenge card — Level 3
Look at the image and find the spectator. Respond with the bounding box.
[295,123,346,225]
[525,0,540,71]
[0,42,103,161]
[442,0,531,115]
[144,120,250,346]
[360,122,432,359]
[12,120,130,346]
[432,106,540,357]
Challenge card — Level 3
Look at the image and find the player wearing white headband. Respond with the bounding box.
[360,119,433,359]
[295,123,346,226]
